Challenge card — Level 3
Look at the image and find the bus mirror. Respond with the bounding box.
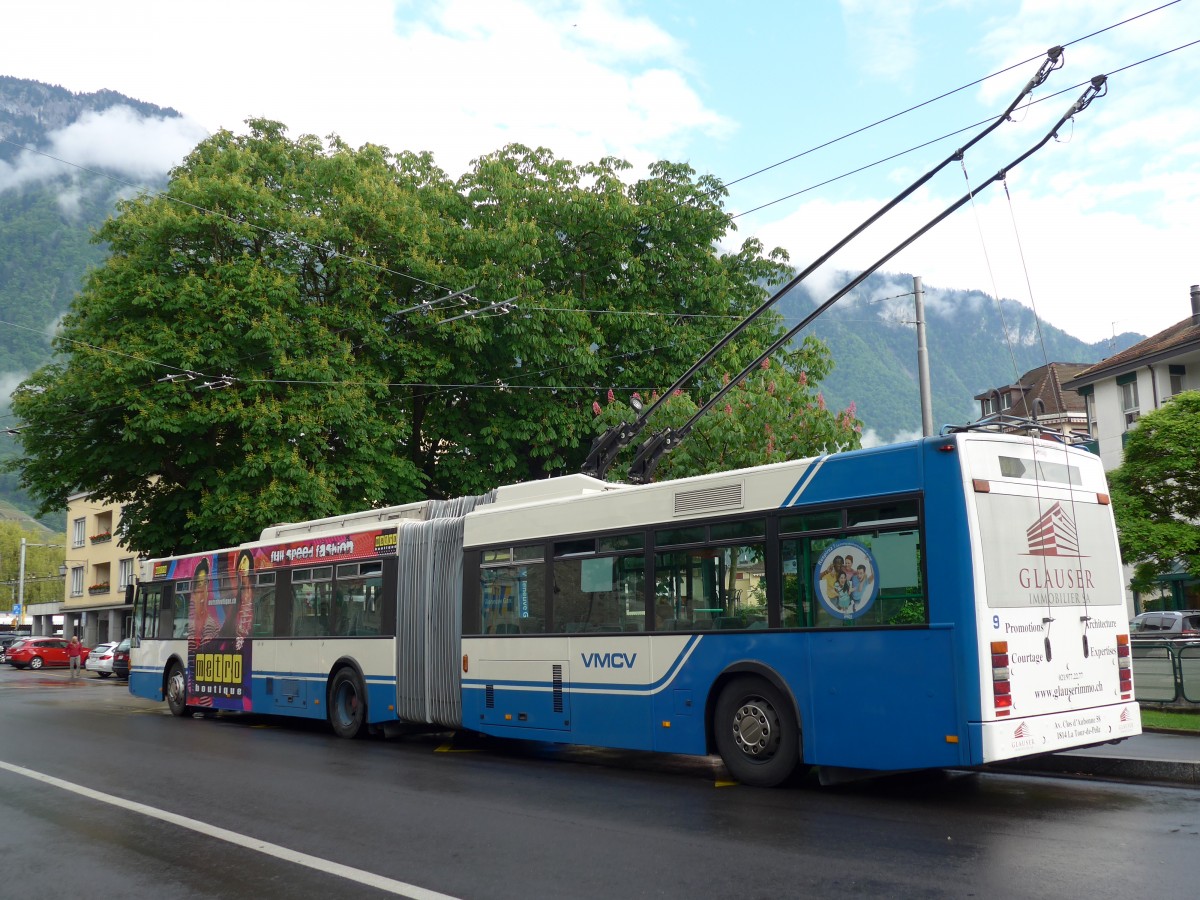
[125,583,135,605]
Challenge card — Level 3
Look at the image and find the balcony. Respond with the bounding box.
[88,583,111,595]
[90,532,113,544]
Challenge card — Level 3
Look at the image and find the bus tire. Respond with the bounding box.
[166,662,188,717]
[714,676,800,788]
[329,668,367,739]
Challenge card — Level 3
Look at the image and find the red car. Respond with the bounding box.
[5,637,91,670]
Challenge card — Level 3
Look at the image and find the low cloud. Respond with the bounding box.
[0,105,208,193]
[860,426,923,448]
[1,371,28,408]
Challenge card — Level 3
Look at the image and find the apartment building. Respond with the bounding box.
[1063,284,1200,611]
[39,492,140,644]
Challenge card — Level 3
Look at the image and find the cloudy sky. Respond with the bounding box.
[3,0,1198,342]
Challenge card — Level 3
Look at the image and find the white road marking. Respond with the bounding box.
[0,759,461,900]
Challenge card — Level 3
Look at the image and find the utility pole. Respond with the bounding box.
[914,275,934,437]
[17,538,26,624]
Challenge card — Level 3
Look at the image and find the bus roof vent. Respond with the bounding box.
[674,482,744,517]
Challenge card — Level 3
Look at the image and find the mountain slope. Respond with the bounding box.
[777,271,1144,442]
[1,76,183,525]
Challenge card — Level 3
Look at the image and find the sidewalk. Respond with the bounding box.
[1002,731,1200,787]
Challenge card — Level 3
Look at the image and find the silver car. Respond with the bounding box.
[85,642,118,677]
[1130,610,1200,640]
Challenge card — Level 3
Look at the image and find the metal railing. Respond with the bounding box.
[1131,639,1200,707]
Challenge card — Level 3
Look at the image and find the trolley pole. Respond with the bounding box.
[914,276,934,437]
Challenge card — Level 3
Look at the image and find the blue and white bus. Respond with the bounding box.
[129,430,1139,786]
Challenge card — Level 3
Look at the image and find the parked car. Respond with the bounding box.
[111,639,130,679]
[5,637,91,670]
[85,642,118,678]
[0,636,26,663]
[1130,610,1200,639]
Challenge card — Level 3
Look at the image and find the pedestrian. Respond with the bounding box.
[67,635,82,679]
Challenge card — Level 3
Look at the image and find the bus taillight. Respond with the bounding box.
[990,641,1011,715]
[1116,635,1132,697]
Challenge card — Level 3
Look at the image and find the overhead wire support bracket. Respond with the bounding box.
[390,285,479,319]
[157,371,199,383]
[580,46,1065,479]
[435,296,517,326]
[624,73,1106,485]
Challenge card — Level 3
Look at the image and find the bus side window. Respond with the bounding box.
[553,557,609,633]
[131,585,151,647]
[291,567,333,637]
[172,585,188,638]
[654,551,694,631]
[292,583,315,636]
[253,572,277,637]
[778,540,814,628]
[779,523,924,628]
[333,562,383,636]
[480,558,545,635]
[138,585,161,642]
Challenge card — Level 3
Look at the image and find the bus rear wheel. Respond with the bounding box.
[714,676,800,787]
[166,662,188,717]
[329,669,366,739]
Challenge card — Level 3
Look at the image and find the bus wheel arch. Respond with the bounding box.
[327,661,368,739]
[165,657,188,717]
[709,666,804,788]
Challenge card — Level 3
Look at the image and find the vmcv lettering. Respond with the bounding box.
[581,652,637,669]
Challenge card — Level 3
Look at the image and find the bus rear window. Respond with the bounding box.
[998,456,1081,486]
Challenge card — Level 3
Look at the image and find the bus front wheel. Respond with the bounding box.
[329,669,366,739]
[166,663,188,717]
[714,676,800,787]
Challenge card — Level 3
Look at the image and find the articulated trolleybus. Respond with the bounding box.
[129,431,1139,786]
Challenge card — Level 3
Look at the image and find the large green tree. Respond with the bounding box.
[1109,391,1200,592]
[7,120,850,557]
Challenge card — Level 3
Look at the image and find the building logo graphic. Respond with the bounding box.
[1026,502,1079,556]
[1010,720,1038,750]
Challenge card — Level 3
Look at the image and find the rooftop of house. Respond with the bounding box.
[975,362,1093,416]
[1065,285,1200,388]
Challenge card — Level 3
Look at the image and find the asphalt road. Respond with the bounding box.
[1,666,1197,899]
